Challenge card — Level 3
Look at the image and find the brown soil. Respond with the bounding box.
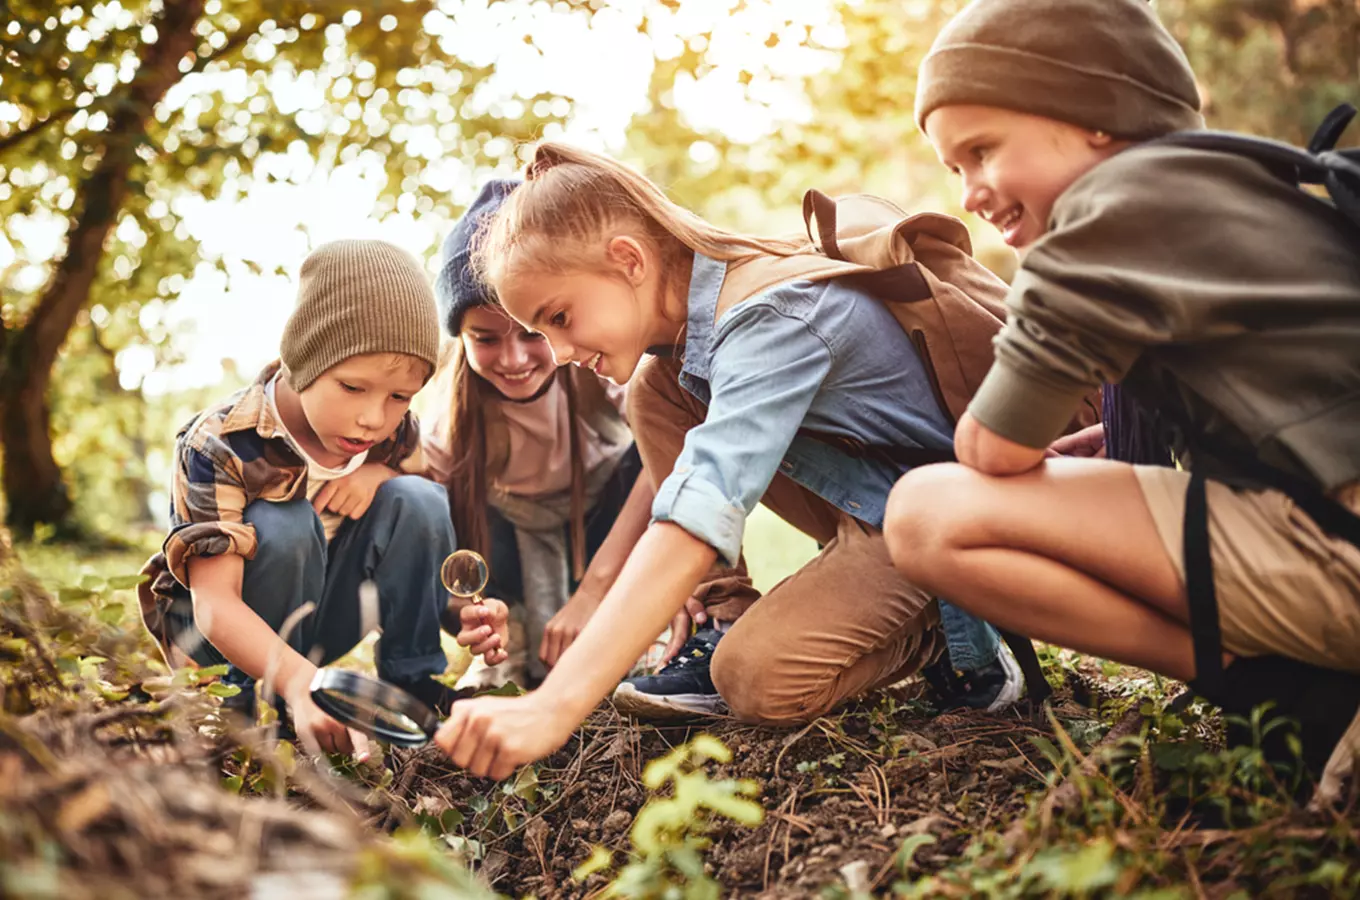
[386,682,1104,898]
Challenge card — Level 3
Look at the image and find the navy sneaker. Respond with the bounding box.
[922,640,1023,713]
[612,628,726,719]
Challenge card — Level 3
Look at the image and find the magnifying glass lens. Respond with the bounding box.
[309,668,442,748]
[441,549,489,597]
[313,688,427,742]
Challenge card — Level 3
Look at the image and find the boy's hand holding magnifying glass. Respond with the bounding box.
[442,551,510,666]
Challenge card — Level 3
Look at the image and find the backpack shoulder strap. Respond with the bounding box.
[714,253,868,323]
[1152,103,1360,227]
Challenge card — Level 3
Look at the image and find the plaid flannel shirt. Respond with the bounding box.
[137,361,422,667]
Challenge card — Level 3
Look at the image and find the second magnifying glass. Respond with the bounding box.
[441,548,489,602]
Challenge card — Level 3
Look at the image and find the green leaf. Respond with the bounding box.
[503,765,539,803]
[57,587,95,603]
[222,775,244,794]
[896,834,937,874]
[1025,839,1121,893]
[206,682,242,698]
[196,664,231,679]
[98,603,125,625]
[79,574,105,591]
[572,845,613,882]
[1028,735,1064,769]
[106,574,149,590]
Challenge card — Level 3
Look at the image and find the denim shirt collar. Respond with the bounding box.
[681,253,727,386]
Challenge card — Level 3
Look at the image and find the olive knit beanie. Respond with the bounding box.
[280,239,440,391]
[915,0,1203,139]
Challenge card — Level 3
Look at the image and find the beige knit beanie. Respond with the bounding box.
[280,239,440,391]
[915,0,1203,140]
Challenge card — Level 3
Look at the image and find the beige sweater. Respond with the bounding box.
[421,363,629,498]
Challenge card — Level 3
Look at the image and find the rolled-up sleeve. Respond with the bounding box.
[652,305,831,565]
[163,436,258,587]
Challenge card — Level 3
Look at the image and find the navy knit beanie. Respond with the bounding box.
[435,177,522,336]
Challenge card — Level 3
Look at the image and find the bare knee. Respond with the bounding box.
[884,463,981,593]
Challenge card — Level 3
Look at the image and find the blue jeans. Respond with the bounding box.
[190,476,453,688]
[938,602,999,670]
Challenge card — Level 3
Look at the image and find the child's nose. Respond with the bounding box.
[356,398,385,430]
[502,338,530,369]
[548,339,574,367]
[961,174,990,215]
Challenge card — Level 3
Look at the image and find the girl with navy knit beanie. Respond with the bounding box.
[424,179,657,687]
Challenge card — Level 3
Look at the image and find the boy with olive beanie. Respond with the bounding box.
[138,239,477,757]
[887,0,1360,785]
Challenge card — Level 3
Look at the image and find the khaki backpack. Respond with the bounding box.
[714,191,1099,705]
[715,190,1018,425]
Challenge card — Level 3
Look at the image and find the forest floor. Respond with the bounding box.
[3,535,1358,899]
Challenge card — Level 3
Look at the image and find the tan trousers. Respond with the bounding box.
[629,356,940,725]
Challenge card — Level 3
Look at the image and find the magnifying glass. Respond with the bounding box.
[441,549,489,602]
[308,551,491,747]
[309,667,443,748]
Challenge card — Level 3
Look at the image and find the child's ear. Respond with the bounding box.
[605,235,647,286]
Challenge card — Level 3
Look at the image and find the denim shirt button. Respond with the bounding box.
[847,500,861,510]
[778,460,794,474]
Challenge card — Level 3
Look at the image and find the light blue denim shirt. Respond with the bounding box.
[650,253,999,669]
[652,253,954,560]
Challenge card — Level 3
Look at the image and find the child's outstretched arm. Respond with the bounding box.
[186,554,370,760]
[434,521,715,780]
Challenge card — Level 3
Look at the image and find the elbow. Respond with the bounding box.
[971,452,1042,478]
[190,589,224,645]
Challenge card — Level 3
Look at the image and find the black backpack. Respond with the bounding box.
[1149,104,1360,720]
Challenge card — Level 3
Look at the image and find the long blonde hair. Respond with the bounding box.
[471,142,812,294]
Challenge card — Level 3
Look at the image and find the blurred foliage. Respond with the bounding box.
[0,0,574,534]
[1162,0,1360,144]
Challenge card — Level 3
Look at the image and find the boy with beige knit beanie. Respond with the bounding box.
[885,0,1360,784]
[138,239,505,757]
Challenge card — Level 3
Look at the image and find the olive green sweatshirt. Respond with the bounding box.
[970,143,1360,491]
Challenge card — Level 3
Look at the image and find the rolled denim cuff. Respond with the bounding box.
[652,467,746,567]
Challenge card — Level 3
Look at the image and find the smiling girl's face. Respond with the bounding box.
[460,305,558,400]
[494,235,668,386]
[925,105,1123,250]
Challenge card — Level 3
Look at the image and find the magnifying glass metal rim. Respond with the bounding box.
[441,548,490,599]
[308,667,442,748]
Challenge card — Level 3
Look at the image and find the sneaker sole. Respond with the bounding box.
[986,642,1025,713]
[610,683,726,720]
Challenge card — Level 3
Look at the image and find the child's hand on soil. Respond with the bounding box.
[457,598,510,666]
[434,691,573,780]
[313,463,396,519]
[539,589,603,668]
[284,684,372,762]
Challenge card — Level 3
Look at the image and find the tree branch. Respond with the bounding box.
[0,107,80,155]
[14,0,207,385]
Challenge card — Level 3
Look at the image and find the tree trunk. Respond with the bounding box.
[0,0,204,536]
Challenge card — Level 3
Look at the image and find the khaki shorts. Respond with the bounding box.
[1134,466,1360,673]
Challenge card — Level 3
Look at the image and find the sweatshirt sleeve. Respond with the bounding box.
[969,144,1334,447]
